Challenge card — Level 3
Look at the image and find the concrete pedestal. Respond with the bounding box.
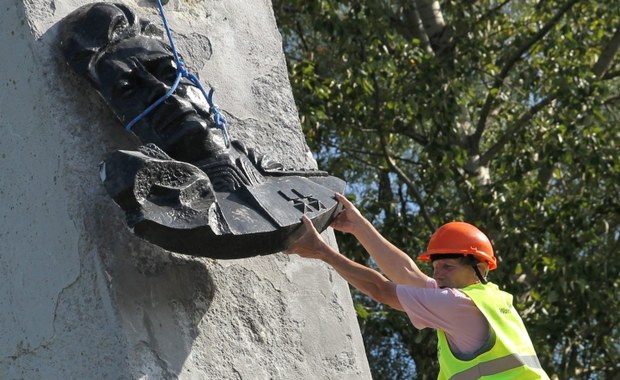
[0,0,371,378]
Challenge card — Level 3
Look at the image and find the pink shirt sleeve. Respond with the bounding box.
[396,278,489,356]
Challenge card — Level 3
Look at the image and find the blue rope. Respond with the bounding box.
[125,0,230,148]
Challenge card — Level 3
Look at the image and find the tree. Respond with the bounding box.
[273,0,620,378]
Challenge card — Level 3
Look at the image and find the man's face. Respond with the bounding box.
[92,36,224,159]
[432,257,477,289]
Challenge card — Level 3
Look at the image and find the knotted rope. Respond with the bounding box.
[125,0,230,147]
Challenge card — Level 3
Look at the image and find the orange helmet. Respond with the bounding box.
[418,222,497,270]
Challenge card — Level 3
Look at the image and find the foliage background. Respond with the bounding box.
[272,0,620,379]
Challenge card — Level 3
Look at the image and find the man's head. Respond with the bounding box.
[430,254,489,288]
[418,222,496,288]
[58,2,224,161]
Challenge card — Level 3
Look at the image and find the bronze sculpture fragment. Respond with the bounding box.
[58,2,344,258]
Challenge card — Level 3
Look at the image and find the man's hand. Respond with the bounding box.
[286,215,329,260]
[330,193,366,235]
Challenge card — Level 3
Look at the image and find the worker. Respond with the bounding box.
[286,193,549,379]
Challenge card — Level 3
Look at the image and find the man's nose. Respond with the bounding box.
[143,76,170,105]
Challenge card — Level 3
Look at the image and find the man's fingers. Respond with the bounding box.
[301,214,319,233]
[335,192,355,209]
[301,214,312,225]
[287,215,316,253]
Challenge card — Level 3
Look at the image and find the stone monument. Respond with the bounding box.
[0,0,371,378]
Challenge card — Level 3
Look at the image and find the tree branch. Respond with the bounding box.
[371,72,435,232]
[377,127,436,233]
[414,0,451,54]
[478,0,513,23]
[602,70,620,80]
[479,93,558,166]
[471,0,580,150]
[604,94,620,105]
[593,27,620,79]
[384,124,430,145]
[391,2,433,53]
[322,141,389,163]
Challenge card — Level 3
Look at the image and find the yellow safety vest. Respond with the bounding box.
[436,282,549,380]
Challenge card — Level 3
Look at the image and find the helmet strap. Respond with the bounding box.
[467,256,488,284]
[472,264,488,284]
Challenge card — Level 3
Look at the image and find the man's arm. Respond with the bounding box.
[287,215,404,311]
[331,193,430,287]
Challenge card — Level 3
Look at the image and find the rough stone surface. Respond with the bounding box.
[0,0,371,378]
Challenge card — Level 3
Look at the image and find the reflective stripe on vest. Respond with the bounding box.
[450,353,543,380]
